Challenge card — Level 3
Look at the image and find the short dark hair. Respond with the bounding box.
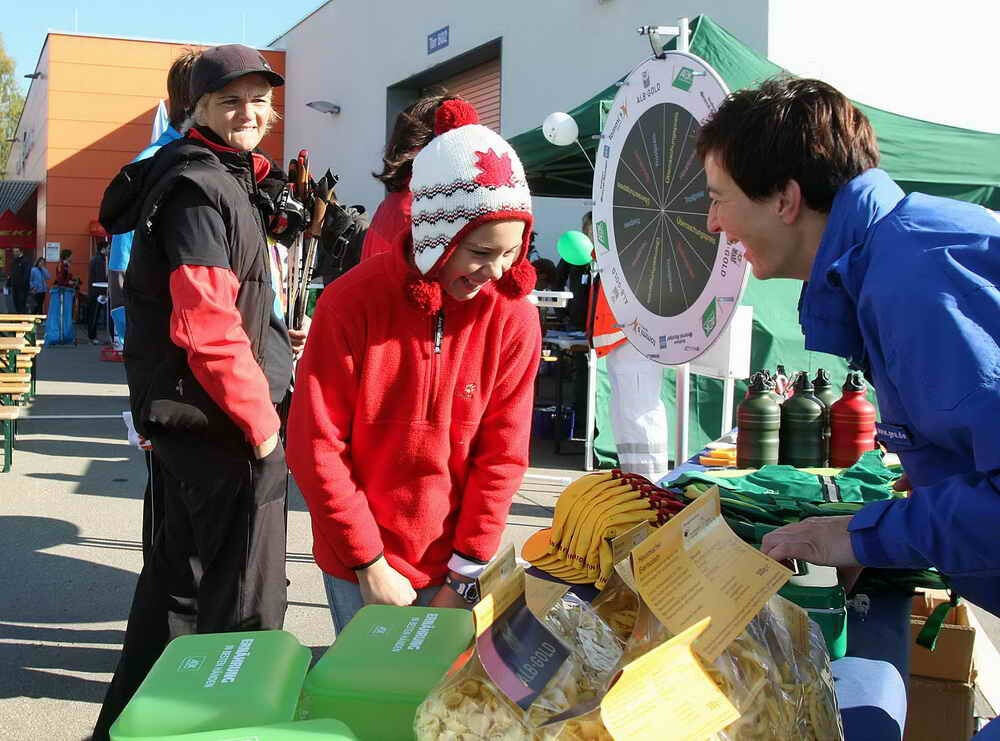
[60,248,72,261]
[374,92,464,192]
[697,78,879,213]
[167,50,199,127]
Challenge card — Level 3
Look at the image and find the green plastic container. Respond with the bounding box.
[779,582,848,660]
[110,630,311,741]
[161,719,358,740]
[298,605,475,741]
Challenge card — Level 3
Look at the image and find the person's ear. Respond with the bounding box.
[776,179,803,225]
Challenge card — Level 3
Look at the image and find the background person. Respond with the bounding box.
[5,247,31,313]
[693,79,1000,634]
[93,44,291,739]
[28,257,49,314]
[108,50,199,350]
[287,100,540,631]
[360,92,463,263]
[87,241,109,344]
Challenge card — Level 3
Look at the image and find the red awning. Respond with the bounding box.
[0,209,35,250]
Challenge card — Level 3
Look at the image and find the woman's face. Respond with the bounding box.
[203,74,273,152]
[438,220,525,301]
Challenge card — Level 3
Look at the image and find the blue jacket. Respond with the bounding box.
[108,126,183,273]
[800,169,1000,616]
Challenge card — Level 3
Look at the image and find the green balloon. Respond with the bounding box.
[557,230,594,265]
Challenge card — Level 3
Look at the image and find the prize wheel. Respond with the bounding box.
[592,52,749,365]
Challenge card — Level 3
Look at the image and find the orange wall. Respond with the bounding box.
[42,34,285,289]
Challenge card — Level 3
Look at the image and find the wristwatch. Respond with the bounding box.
[445,574,480,604]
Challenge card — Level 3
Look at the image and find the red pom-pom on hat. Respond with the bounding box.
[434,100,480,135]
[405,275,443,314]
[496,259,536,299]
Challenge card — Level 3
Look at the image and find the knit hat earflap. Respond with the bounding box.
[406,100,534,313]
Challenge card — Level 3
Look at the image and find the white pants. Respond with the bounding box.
[605,341,669,482]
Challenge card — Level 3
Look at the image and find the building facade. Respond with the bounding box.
[3,33,285,289]
[270,0,768,261]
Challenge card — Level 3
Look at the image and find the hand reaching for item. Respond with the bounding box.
[760,515,861,568]
[358,557,418,607]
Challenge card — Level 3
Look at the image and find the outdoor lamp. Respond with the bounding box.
[306,100,341,115]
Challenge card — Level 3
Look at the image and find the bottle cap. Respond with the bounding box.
[843,371,867,392]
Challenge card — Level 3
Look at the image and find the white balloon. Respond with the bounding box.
[542,112,579,146]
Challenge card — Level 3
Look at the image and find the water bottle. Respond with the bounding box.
[779,372,826,467]
[830,371,877,468]
[737,372,781,468]
[812,369,838,463]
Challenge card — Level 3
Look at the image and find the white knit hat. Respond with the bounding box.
[406,100,535,313]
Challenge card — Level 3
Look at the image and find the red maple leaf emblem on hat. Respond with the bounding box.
[473,149,515,188]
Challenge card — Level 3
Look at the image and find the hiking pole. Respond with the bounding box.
[293,169,338,330]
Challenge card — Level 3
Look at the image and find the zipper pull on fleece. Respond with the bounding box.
[433,310,445,354]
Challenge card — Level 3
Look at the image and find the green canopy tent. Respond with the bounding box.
[511,14,1000,466]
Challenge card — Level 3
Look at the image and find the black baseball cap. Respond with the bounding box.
[190,44,284,103]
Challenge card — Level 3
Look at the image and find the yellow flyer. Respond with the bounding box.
[600,618,740,740]
[629,487,791,661]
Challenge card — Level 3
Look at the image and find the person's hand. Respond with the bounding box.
[760,516,860,568]
[289,315,311,358]
[892,472,911,493]
[253,432,279,459]
[357,557,418,607]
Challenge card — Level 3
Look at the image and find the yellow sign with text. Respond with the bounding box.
[630,487,791,661]
[600,618,740,740]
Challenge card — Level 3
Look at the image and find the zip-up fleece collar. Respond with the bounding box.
[798,168,904,365]
[187,127,271,183]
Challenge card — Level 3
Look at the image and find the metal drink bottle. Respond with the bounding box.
[779,372,826,467]
[812,368,838,462]
[737,372,781,468]
[812,369,839,408]
[830,371,878,468]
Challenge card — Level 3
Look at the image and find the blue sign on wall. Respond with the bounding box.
[427,26,449,54]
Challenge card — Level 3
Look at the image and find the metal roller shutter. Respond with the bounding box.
[427,57,501,132]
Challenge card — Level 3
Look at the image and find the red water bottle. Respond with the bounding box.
[829,371,877,468]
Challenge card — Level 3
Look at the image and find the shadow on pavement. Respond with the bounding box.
[0,516,137,702]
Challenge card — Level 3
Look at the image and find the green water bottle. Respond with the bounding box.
[737,373,781,468]
[812,368,837,463]
[779,372,826,467]
[812,369,839,408]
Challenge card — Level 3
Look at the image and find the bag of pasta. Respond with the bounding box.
[707,596,843,741]
[590,570,640,643]
[528,594,625,727]
[413,647,533,741]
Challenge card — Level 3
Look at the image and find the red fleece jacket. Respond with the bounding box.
[360,189,412,263]
[286,246,541,588]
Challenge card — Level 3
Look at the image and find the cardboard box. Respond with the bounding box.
[904,676,976,741]
[910,593,976,683]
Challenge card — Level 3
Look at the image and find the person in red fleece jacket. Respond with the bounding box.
[288,100,541,631]
[360,93,463,263]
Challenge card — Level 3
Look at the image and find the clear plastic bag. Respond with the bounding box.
[590,572,640,643]
[535,706,613,741]
[619,596,843,741]
[529,594,625,727]
[414,650,533,741]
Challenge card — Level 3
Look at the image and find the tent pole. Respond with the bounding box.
[675,363,690,467]
[678,17,690,52]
